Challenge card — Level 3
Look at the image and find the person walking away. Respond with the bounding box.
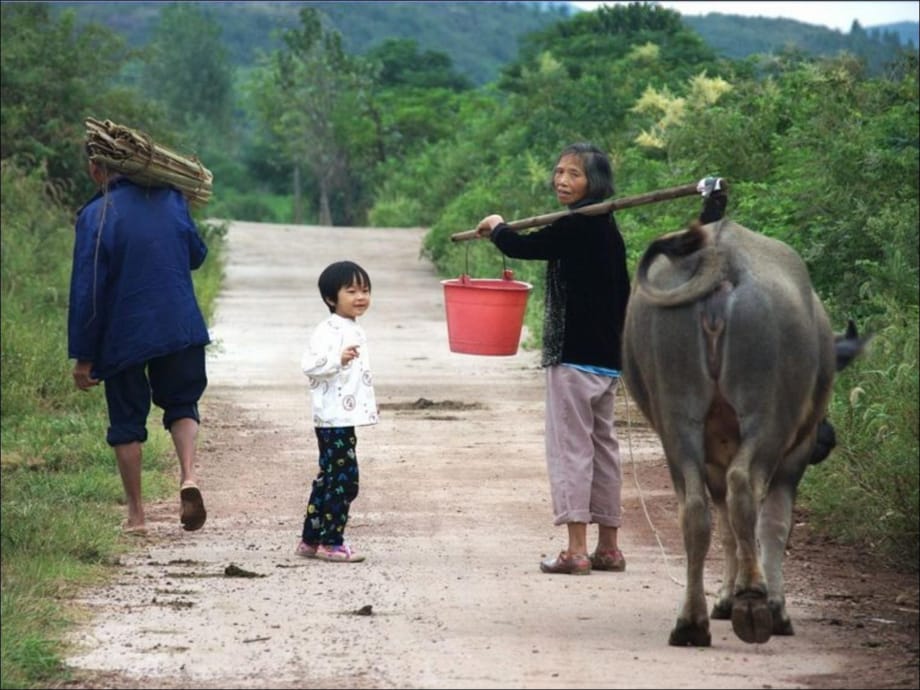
[68,149,210,534]
[296,261,378,563]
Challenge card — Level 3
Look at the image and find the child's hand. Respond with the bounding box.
[341,344,360,366]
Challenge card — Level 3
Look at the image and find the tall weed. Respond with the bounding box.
[1,162,79,423]
[800,304,919,571]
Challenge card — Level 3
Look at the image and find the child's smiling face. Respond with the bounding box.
[329,280,371,320]
[553,154,588,206]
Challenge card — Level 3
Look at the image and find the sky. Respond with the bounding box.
[569,2,920,32]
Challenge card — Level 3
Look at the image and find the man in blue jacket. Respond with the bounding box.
[68,151,210,533]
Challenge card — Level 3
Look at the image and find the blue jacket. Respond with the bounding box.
[68,179,210,379]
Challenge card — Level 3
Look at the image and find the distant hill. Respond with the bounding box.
[870,20,920,48]
[53,1,917,84]
[681,13,918,72]
[52,1,574,86]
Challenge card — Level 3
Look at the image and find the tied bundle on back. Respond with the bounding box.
[84,117,213,207]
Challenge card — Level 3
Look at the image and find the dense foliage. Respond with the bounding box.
[52,1,916,84]
[0,4,144,204]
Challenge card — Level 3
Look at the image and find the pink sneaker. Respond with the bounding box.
[314,543,365,563]
[295,540,318,558]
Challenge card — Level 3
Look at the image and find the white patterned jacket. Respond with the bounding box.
[301,314,379,428]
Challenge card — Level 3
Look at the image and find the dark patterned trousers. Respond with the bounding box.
[302,426,360,546]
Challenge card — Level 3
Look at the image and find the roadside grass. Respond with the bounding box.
[260,193,293,223]
[0,162,225,689]
[1,425,174,689]
[800,308,920,570]
[208,191,292,224]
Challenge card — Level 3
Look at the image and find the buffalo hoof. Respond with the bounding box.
[769,601,795,635]
[668,619,712,647]
[731,589,773,644]
[711,599,732,620]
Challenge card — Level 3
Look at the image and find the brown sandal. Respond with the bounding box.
[180,482,207,531]
[540,551,591,575]
[590,548,626,572]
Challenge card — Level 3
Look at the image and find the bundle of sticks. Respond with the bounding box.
[84,117,213,207]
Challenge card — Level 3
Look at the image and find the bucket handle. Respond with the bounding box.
[463,242,514,281]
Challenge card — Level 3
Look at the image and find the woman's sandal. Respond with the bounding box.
[589,548,626,572]
[540,550,591,575]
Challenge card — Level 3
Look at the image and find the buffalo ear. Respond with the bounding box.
[845,319,858,340]
[835,319,871,372]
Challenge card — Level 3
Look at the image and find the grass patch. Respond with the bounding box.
[800,308,919,571]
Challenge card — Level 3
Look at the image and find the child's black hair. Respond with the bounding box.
[552,142,615,200]
[318,260,372,313]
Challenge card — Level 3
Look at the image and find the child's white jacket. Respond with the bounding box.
[301,313,379,428]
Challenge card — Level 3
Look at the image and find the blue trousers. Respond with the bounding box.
[103,345,207,446]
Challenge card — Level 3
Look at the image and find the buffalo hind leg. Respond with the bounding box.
[758,460,807,636]
[669,465,712,647]
[711,600,732,619]
[710,498,736,620]
[726,452,773,644]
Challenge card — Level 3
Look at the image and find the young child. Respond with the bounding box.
[296,260,378,563]
[475,142,630,575]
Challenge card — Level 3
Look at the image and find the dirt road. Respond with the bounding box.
[63,222,918,689]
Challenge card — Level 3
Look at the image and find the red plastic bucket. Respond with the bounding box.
[441,270,533,356]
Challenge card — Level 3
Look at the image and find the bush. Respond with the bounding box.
[0,161,82,422]
[800,303,919,571]
[367,194,424,227]
[208,192,280,223]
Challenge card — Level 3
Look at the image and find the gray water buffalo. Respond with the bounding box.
[621,218,865,646]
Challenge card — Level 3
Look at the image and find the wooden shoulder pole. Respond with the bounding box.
[450,182,701,242]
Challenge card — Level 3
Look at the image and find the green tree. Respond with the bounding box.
[140,3,234,136]
[250,7,372,225]
[366,38,472,90]
[506,1,711,85]
[0,4,144,205]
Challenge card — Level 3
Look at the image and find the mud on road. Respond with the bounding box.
[61,223,918,689]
